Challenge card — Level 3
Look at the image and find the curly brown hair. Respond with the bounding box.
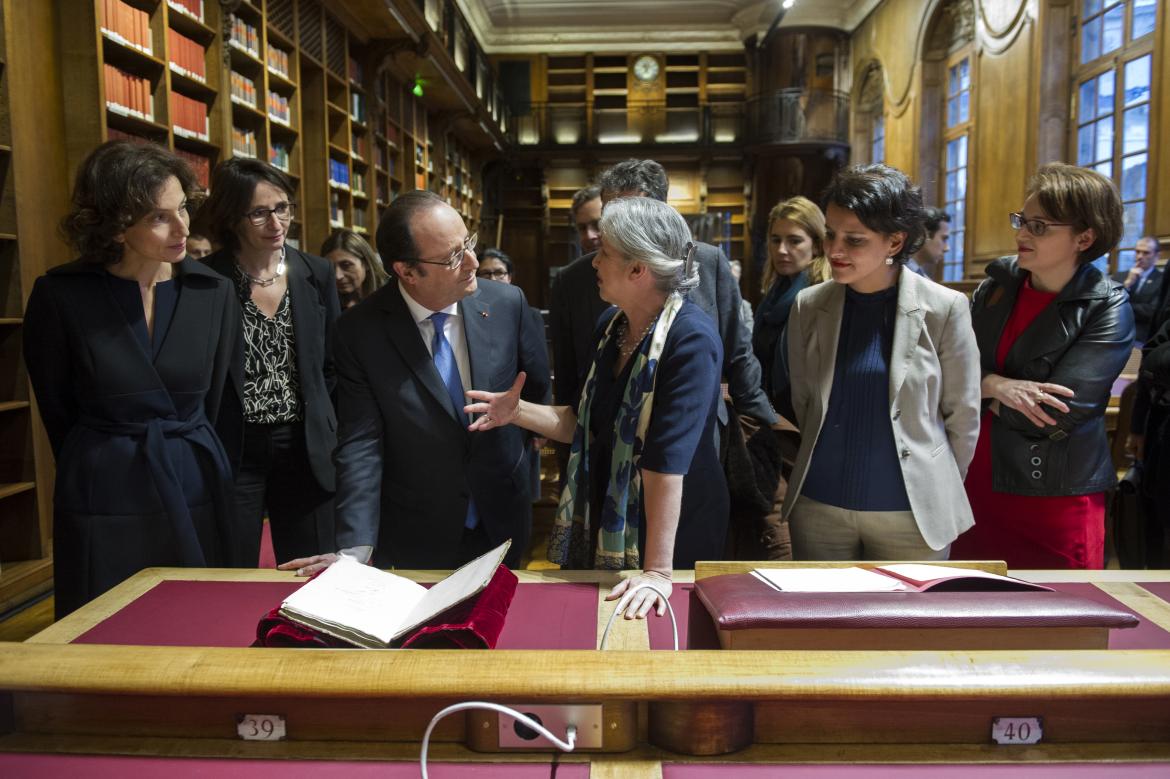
[60,140,200,265]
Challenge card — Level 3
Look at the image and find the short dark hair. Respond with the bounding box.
[570,185,601,221]
[375,189,446,278]
[193,157,296,252]
[60,140,199,265]
[923,207,951,237]
[597,159,669,203]
[320,228,388,298]
[822,163,926,261]
[481,247,513,275]
[1025,163,1123,264]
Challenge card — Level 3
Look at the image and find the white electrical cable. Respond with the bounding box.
[419,701,578,779]
[598,582,679,651]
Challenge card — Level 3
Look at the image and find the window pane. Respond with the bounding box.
[948,65,958,96]
[1077,123,1095,164]
[1097,71,1115,116]
[1082,16,1102,63]
[1117,250,1135,273]
[1102,5,1124,54]
[1125,55,1152,106]
[1079,79,1096,123]
[959,91,969,123]
[952,198,965,228]
[946,138,958,168]
[1122,153,1148,201]
[1133,0,1157,38]
[1123,105,1149,154]
[1083,0,1102,15]
[1123,201,1146,247]
[959,59,970,90]
[1095,117,1114,161]
[1091,256,1109,274]
[948,97,959,127]
[958,134,967,161]
[1095,160,1113,178]
[946,171,959,201]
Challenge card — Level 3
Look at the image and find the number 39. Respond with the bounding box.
[237,713,286,741]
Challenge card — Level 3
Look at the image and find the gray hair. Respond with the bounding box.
[599,197,699,293]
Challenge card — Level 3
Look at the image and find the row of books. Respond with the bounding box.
[352,207,368,231]
[166,28,205,82]
[102,0,152,56]
[350,92,366,124]
[167,0,204,23]
[232,126,257,158]
[174,147,211,190]
[348,57,363,86]
[104,64,154,122]
[329,191,345,227]
[229,13,260,58]
[230,71,258,109]
[328,158,351,188]
[351,132,367,160]
[170,92,208,141]
[269,143,291,173]
[267,47,291,80]
[268,91,291,125]
[352,170,366,197]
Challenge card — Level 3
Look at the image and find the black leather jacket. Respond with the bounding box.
[970,257,1134,496]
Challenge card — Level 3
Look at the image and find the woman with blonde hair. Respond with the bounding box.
[753,196,830,406]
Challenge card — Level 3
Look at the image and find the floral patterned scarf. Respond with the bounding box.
[548,291,685,569]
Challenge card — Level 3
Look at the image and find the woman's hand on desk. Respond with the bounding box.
[277,552,339,576]
[465,372,525,431]
[606,569,672,620]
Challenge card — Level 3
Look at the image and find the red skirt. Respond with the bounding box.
[953,412,1105,569]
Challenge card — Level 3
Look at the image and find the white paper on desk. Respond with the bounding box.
[752,566,911,592]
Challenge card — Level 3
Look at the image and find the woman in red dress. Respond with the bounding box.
[954,163,1134,569]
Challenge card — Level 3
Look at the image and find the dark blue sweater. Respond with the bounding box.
[801,285,910,511]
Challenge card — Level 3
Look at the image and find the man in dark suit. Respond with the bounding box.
[548,159,776,430]
[282,191,550,574]
[1113,235,1163,342]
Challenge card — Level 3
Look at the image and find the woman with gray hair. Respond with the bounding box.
[467,196,726,619]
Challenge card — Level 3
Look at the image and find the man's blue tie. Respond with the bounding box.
[429,312,478,529]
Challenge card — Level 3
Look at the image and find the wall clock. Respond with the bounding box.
[632,55,660,83]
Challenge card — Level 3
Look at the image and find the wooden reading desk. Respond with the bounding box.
[1,564,1170,777]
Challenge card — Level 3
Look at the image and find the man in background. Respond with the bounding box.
[906,207,950,279]
[1114,236,1163,342]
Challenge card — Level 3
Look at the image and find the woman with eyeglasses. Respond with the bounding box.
[24,140,238,617]
[195,158,340,569]
[321,228,388,309]
[465,197,726,620]
[953,163,1134,569]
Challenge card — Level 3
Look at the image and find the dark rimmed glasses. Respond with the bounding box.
[1009,212,1071,237]
[246,202,296,226]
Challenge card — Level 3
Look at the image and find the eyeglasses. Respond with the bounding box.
[409,232,478,271]
[1009,212,1072,237]
[477,269,509,280]
[245,202,296,226]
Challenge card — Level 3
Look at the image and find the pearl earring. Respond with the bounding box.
[885,256,895,266]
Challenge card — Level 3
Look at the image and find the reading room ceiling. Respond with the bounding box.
[456,0,883,52]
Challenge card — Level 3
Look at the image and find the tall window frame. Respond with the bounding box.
[1074,0,1158,272]
[941,45,973,282]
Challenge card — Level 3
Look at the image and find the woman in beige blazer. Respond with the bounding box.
[783,164,982,559]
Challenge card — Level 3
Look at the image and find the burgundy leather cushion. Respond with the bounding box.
[694,573,1140,631]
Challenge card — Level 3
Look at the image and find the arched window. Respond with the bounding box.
[853,62,885,164]
[921,0,975,282]
[1074,0,1158,271]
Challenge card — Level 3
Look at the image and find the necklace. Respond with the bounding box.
[240,247,287,287]
[616,315,657,360]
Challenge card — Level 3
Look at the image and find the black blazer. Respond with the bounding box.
[548,242,775,425]
[1112,266,1163,341]
[204,246,341,492]
[972,257,1134,496]
[332,279,551,569]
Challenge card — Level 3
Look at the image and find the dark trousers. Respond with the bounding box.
[234,421,334,567]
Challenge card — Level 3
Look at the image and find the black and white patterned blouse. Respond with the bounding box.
[233,266,303,424]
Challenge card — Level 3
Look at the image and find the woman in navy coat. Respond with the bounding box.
[24,140,238,618]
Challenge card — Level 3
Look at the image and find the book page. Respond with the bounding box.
[281,557,428,645]
[753,567,910,592]
[398,541,511,637]
[877,564,1022,587]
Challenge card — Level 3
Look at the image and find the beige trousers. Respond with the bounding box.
[789,495,950,561]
